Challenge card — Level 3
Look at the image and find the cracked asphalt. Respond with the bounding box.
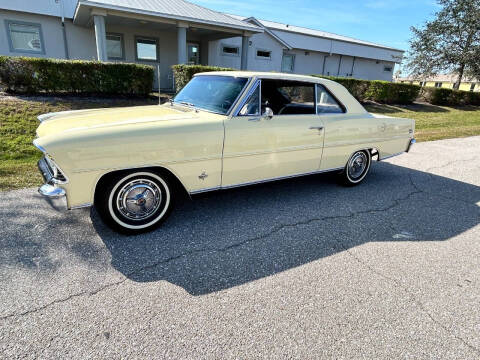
[1,136,479,359]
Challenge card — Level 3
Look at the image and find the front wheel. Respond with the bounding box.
[95,171,173,234]
[338,150,371,186]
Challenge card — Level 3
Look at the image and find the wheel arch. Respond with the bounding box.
[93,166,190,204]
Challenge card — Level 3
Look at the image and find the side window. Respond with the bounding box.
[238,83,260,116]
[261,79,315,115]
[316,84,345,114]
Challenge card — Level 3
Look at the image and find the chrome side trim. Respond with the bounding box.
[189,186,221,195]
[380,152,404,161]
[189,166,344,195]
[69,203,93,210]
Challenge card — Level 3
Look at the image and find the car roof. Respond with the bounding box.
[194,71,336,85]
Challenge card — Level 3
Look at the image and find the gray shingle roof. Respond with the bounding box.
[78,0,261,32]
[228,14,403,52]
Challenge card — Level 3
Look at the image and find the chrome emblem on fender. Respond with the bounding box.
[199,171,208,180]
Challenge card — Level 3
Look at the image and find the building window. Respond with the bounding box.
[222,45,239,56]
[435,82,443,88]
[5,20,45,54]
[106,33,124,60]
[419,81,426,87]
[135,37,158,61]
[256,49,271,60]
[470,83,476,92]
[281,54,295,72]
[384,66,393,72]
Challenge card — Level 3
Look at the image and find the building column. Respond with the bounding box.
[200,40,209,65]
[241,34,250,70]
[177,22,188,64]
[93,14,108,61]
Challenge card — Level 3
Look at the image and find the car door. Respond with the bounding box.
[316,83,379,170]
[222,78,325,187]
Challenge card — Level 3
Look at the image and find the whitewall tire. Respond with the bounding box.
[95,171,173,234]
[338,150,372,186]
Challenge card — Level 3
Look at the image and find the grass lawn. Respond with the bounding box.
[1,95,479,191]
[364,102,480,142]
[0,95,159,191]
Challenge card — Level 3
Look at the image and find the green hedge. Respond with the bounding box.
[420,87,480,106]
[172,64,234,92]
[0,56,154,95]
[312,75,421,104]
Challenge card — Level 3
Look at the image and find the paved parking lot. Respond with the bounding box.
[1,136,479,359]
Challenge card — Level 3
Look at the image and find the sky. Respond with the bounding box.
[190,0,441,71]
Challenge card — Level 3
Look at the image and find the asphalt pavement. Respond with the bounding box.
[0,136,479,359]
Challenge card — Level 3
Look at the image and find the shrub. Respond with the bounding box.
[420,87,480,106]
[311,75,371,102]
[0,56,154,95]
[172,64,234,92]
[313,75,420,104]
[364,81,421,104]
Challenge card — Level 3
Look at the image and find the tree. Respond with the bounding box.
[407,0,480,89]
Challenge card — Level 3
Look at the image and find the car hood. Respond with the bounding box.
[36,105,201,138]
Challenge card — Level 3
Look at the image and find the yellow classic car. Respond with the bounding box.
[34,72,415,234]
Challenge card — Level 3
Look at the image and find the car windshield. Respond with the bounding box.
[173,75,249,114]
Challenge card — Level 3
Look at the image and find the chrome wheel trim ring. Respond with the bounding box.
[348,152,368,180]
[116,179,162,221]
[108,172,171,230]
[346,151,370,183]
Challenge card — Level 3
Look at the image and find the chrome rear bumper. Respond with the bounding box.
[406,138,416,153]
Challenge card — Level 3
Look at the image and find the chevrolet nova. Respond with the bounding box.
[34,72,415,234]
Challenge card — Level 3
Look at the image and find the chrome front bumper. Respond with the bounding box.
[38,183,66,198]
[37,157,68,209]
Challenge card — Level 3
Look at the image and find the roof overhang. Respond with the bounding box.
[243,17,292,49]
[74,1,263,34]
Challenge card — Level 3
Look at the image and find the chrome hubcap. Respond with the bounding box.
[348,152,368,180]
[116,179,162,221]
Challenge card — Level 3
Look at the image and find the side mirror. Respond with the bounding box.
[263,107,274,120]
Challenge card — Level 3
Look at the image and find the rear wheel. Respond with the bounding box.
[95,171,173,234]
[338,150,371,186]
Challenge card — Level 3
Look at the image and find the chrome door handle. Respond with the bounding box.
[248,117,261,122]
[309,126,324,130]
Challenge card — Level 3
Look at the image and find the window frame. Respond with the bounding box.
[106,32,125,60]
[435,82,443,88]
[315,83,346,115]
[234,78,348,117]
[5,19,45,55]
[221,44,240,57]
[135,35,159,62]
[236,79,261,117]
[256,48,272,60]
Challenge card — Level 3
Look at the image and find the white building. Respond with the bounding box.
[0,0,404,91]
